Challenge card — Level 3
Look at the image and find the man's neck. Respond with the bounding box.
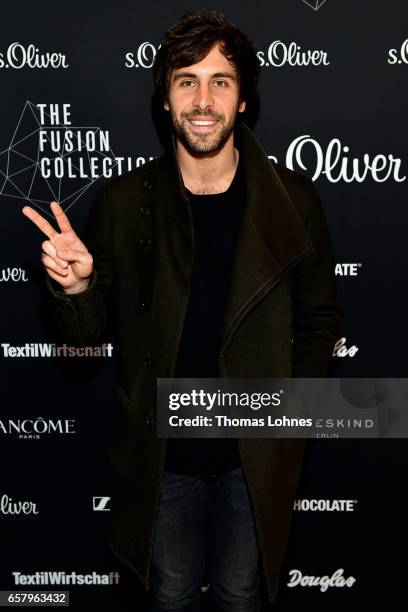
[176,137,239,195]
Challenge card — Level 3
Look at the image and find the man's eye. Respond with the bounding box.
[180,80,193,87]
[214,80,228,87]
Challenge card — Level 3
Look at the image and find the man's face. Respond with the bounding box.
[164,42,246,155]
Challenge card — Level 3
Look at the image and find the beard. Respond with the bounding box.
[169,103,239,157]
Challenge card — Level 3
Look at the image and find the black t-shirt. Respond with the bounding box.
[164,155,246,474]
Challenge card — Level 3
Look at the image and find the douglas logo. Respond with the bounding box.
[0,43,68,69]
[287,568,356,591]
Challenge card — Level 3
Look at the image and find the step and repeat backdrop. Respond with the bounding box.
[0,0,406,609]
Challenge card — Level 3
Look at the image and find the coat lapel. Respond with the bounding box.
[155,119,315,352]
[220,121,314,349]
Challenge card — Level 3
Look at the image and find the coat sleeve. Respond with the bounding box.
[45,183,114,346]
[291,179,343,377]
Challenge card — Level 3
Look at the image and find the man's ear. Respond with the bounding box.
[164,99,169,111]
[238,100,247,113]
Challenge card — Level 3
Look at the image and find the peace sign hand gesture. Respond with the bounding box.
[22,201,94,294]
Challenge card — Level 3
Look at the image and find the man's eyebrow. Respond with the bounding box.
[172,71,237,82]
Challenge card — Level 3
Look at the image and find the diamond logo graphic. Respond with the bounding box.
[0,101,118,217]
[302,0,327,10]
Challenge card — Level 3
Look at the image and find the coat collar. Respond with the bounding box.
[155,119,314,349]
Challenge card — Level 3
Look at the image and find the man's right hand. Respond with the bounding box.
[22,201,93,294]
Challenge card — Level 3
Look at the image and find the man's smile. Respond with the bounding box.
[187,118,219,131]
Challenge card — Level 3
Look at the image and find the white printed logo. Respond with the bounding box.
[287,568,356,591]
[0,417,76,439]
[0,342,113,358]
[93,497,111,512]
[125,42,160,69]
[333,337,359,358]
[286,135,405,183]
[0,102,154,214]
[335,263,362,277]
[302,0,327,11]
[0,267,28,282]
[293,499,357,512]
[388,39,408,65]
[0,43,68,70]
[12,571,120,586]
[0,494,39,515]
[126,40,329,70]
[257,41,329,68]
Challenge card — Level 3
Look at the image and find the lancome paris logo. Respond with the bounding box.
[0,416,76,439]
[0,43,68,69]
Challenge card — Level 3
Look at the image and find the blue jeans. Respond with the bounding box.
[149,466,262,612]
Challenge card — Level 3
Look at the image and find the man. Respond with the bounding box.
[22,9,342,612]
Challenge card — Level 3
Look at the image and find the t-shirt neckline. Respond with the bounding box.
[186,156,241,199]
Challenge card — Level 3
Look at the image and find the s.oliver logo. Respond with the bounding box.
[276,136,405,183]
[125,40,330,70]
[0,43,68,69]
[257,41,329,67]
[125,42,160,69]
[0,494,39,516]
[388,38,408,65]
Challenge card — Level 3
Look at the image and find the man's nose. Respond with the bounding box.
[192,83,215,111]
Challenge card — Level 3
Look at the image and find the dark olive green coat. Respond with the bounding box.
[47,120,342,603]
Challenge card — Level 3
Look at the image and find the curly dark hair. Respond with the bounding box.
[152,9,261,109]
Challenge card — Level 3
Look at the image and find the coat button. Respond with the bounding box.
[60,297,72,307]
[139,207,151,216]
[139,237,152,247]
[143,180,152,189]
[144,356,152,367]
[140,297,151,309]
[146,414,155,426]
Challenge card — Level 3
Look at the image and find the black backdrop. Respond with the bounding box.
[0,0,407,609]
